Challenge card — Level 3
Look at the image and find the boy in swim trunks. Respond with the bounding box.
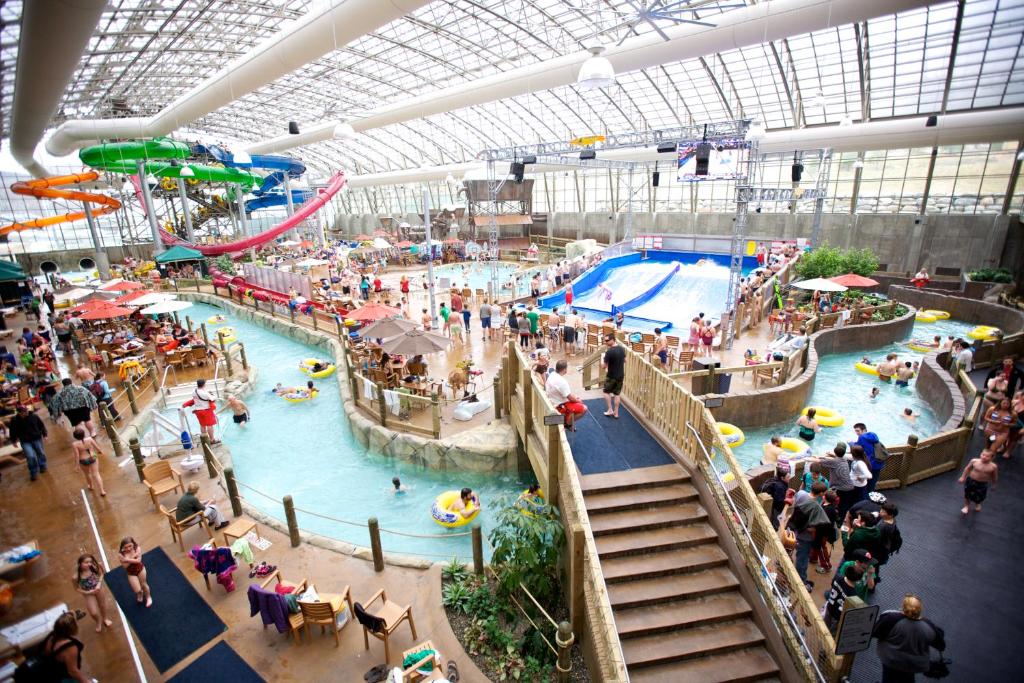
[895,362,914,387]
[227,395,249,426]
[654,328,669,367]
[959,449,998,515]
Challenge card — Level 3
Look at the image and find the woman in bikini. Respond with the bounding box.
[73,554,114,632]
[983,397,1015,456]
[118,537,152,607]
[71,428,106,496]
[983,374,1010,410]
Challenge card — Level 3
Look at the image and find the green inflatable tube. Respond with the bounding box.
[79,139,262,186]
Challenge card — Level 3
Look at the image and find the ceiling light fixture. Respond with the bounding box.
[179,165,195,178]
[577,47,616,90]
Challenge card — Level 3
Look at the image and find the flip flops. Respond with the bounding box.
[363,664,389,683]
[253,561,276,577]
[447,662,460,682]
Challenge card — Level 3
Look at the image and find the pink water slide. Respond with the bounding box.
[160,171,346,256]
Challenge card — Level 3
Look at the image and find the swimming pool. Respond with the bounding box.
[431,262,539,299]
[728,318,976,470]
[540,251,756,333]
[175,301,528,561]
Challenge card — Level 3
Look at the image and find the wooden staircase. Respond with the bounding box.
[582,463,782,682]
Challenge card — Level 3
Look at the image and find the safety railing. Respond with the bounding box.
[500,341,630,682]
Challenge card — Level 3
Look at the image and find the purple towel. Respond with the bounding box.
[247,583,289,633]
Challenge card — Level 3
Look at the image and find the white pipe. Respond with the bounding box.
[343,109,1024,187]
[44,0,430,158]
[10,0,107,177]
[247,0,932,154]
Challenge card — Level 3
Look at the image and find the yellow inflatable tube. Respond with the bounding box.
[215,326,236,344]
[431,490,479,528]
[779,437,811,460]
[907,340,938,353]
[299,358,337,378]
[923,310,950,320]
[516,489,546,517]
[915,311,937,323]
[855,362,878,376]
[207,314,227,324]
[802,406,844,427]
[281,389,316,404]
[716,422,745,447]
[968,325,1000,341]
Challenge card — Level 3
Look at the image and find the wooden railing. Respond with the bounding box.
[499,341,629,683]
[345,365,441,439]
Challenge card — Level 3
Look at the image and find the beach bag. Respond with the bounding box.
[874,441,891,463]
[88,381,105,400]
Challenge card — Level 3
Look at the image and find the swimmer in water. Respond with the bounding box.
[902,408,917,424]
[869,387,880,401]
[392,477,408,495]
[448,488,480,518]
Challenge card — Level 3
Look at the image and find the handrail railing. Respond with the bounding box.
[685,422,827,683]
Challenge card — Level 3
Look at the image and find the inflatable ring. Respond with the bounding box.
[915,311,937,323]
[118,360,144,381]
[215,327,237,344]
[907,340,937,353]
[968,325,1000,341]
[431,490,479,528]
[159,176,176,192]
[281,390,316,403]
[779,437,811,460]
[516,489,546,517]
[207,315,227,324]
[299,358,337,379]
[923,310,950,320]
[802,406,844,427]
[716,422,745,447]
[855,362,878,376]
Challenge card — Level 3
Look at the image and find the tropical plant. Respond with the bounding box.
[487,496,564,603]
[442,581,473,613]
[211,254,234,274]
[795,244,879,279]
[442,556,469,583]
[968,267,1013,283]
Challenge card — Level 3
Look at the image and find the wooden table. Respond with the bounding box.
[220,518,258,547]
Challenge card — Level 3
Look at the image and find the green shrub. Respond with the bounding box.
[795,244,879,279]
[442,581,473,613]
[969,267,1013,284]
[442,556,469,584]
[487,496,564,604]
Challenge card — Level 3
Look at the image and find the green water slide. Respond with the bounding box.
[79,139,261,186]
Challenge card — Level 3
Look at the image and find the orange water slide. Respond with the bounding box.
[0,171,122,236]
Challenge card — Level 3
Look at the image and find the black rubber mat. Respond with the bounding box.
[565,398,674,474]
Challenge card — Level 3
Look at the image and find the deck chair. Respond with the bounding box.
[142,461,184,510]
[255,570,308,641]
[299,585,354,647]
[164,350,187,371]
[400,641,447,681]
[159,505,213,550]
[677,350,695,371]
[753,365,782,389]
[355,589,417,665]
[187,347,209,367]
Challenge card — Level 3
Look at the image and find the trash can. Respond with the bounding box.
[691,358,721,395]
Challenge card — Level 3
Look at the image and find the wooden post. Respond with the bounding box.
[200,323,209,345]
[368,517,385,572]
[173,279,179,293]
[185,316,193,333]
[556,621,575,683]
[899,434,919,488]
[522,368,534,434]
[224,467,243,517]
[128,437,145,482]
[311,311,318,331]
[758,492,774,520]
[269,300,276,318]
[493,375,502,419]
[238,344,248,371]
[431,392,441,438]
[253,297,259,313]
[471,524,484,575]
[172,311,180,325]
[376,382,388,427]
[195,278,201,292]
[336,317,344,338]
[200,434,217,479]
[546,424,560,507]
[97,404,124,460]
[569,525,584,637]
[283,495,300,547]
[212,282,218,296]
[124,378,139,415]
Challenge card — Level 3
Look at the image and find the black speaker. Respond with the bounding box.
[288,121,300,134]
[925,115,938,127]
[652,171,661,187]
[791,163,804,182]
[695,143,711,176]
[510,162,525,183]
[579,150,596,160]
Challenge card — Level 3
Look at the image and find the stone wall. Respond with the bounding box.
[914,351,966,432]
[177,292,519,473]
[707,306,918,428]
[889,285,1024,336]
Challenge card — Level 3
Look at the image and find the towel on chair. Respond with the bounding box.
[383,390,402,416]
[247,584,290,633]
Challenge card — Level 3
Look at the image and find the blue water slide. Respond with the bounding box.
[192,144,313,211]
[611,263,680,314]
[537,252,643,310]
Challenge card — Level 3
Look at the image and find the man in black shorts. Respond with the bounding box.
[601,333,626,418]
[53,377,98,438]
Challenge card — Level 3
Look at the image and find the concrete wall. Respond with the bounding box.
[890,285,1024,335]
[15,247,130,275]
[707,306,918,428]
[914,351,966,432]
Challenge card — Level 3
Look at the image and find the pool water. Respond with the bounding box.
[728,318,976,470]
[178,301,529,561]
[431,262,539,299]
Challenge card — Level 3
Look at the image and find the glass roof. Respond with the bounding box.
[1,0,1022,180]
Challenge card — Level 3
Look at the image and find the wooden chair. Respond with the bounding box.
[753,365,782,389]
[159,504,213,550]
[641,333,656,354]
[187,347,209,367]
[142,461,184,509]
[299,585,354,647]
[666,335,681,353]
[677,350,695,371]
[354,588,417,664]
[258,570,308,641]
[164,350,186,371]
[400,640,446,681]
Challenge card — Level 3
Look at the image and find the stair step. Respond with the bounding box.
[585,483,698,514]
[622,619,767,669]
[608,567,739,609]
[591,502,707,536]
[602,545,728,583]
[628,647,780,683]
[615,592,753,637]
[595,523,716,559]
[580,463,689,494]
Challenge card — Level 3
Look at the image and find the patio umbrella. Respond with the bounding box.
[113,290,151,306]
[131,292,178,307]
[69,298,114,314]
[100,279,145,292]
[345,302,401,322]
[359,316,418,338]
[791,277,847,292]
[140,300,193,315]
[829,273,879,288]
[380,329,451,356]
[395,240,414,248]
[78,304,134,320]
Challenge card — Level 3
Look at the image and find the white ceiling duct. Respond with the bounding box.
[9,0,107,177]
[246,0,933,155]
[42,0,431,164]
